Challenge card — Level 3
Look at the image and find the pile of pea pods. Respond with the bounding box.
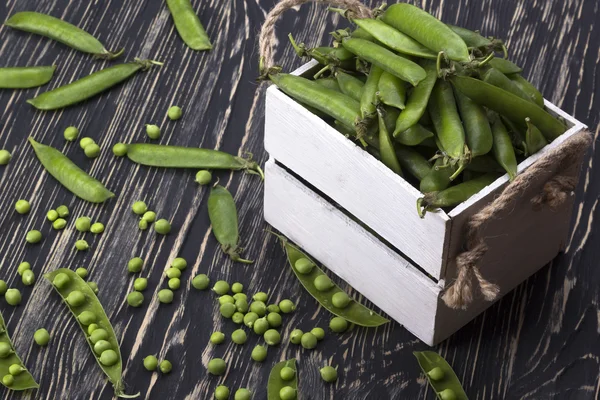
[266,3,567,218]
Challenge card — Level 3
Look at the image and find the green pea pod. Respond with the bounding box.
[208,185,252,264]
[418,173,498,217]
[267,359,297,400]
[335,71,364,101]
[482,68,535,104]
[413,351,468,400]
[525,117,548,155]
[351,27,375,41]
[5,11,123,59]
[314,77,341,92]
[361,66,384,119]
[289,35,356,72]
[27,59,161,110]
[377,111,402,175]
[466,155,503,173]
[419,158,455,193]
[381,4,470,62]
[490,115,518,181]
[0,312,38,391]
[500,116,527,155]
[353,18,437,59]
[44,269,138,398]
[488,58,522,74]
[377,71,406,110]
[419,136,438,149]
[509,74,545,107]
[166,0,212,51]
[0,65,56,89]
[274,234,389,327]
[454,88,493,157]
[29,138,115,203]
[450,76,566,141]
[312,46,355,62]
[447,24,493,49]
[394,124,434,146]
[395,146,431,181]
[393,60,437,136]
[341,38,427,86]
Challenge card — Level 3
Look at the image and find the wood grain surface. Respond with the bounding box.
[0,0,598,399]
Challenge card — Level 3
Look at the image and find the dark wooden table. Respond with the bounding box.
[0,1,598,399]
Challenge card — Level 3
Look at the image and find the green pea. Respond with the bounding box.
[90,328,109,345]
[1,374,13,386]
[232,312,244,324]
[207,358,226,375]
[439,389,457,400]
[280,366,295,381]
[134,277,148,291]
[66,290,86,307]
[310,327,325,341]
[220,303,236,318]
[26,230,42,244]
[138,219,149,230]
[267,304,280,314]
[158,289,174,304]
[300,332,317,349]
[159,360,172,374]
[14,199,31,215]
[171,257,187,270]
[332,292,351,309]
[214,385,230,400]
[167,105,182,120]
[168,278,180,290]
[192,274,210,290]
[314,275,334,291]
[243,312,259,328]
[145,124,161,139]
[142,211,156,223]
[195,170,212,185]
[251,345,267,362]
[320,366,338,382]
[132,201,147,215]
[231,329,247,345]
[0,281,7,296]
[75,216,91,232]
[233,293,247,302]
[231,282,243,294]
[143,355,158,371]
[78,311,97,325]
[279,299,295,314]
[5,289,21,306]
[266,312,282,328]
[165,267,181,279]
[252,292,268,303]
[235,298,249,313]
[93,340,112,355]
[128,257,144,273]
[90,222,105,234]
[46,209,59,221]
[64,126,79,141]
[210,331,225,345]
[289,329,303,345]
[253,318,269,335]
[234,388,252,400]
[279,386,297,400]
[75,267,88,279]
[56,205,69,217]
[17,261,31,276]
[154,219,171,234]
[112,143,127,157]
[8,364,23,376]
[52,273,70,289]
[330,317,348,333]
[428,366,445,381]
[0,343,13,358]
[250,301,266,317]
[294,257,314,274]
[87,281,99,294]
[127,291,144,307]
[75,239,89,251]
[33,328,50,346]
[84,143,101,158]
[100,349,118,366]
[212,280,230,295]
[87,324,99,334]
[79,137,95,149]
[52,218,67,230]
[0,150,11,165]
[219,295,235,305]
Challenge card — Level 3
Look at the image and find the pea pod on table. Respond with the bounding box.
[273,233,389,327]
[44,269,138,398]
[166,0,212,51]
[377,71,406,110]
[0,66,56,89]
[5,11,123,59]
[267,359,297,400]
[0,311,38,391]
[413,351,468,400]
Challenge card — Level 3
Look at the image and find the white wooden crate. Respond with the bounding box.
[264,62,587,345]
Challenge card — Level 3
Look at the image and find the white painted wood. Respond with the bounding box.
[264,159,441,345]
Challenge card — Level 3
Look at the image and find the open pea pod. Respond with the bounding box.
[273,233,389,327]
[267,359,297,400]
[413,351,468,400]
[0,312,38,391]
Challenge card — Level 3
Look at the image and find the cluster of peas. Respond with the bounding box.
[130,200,171,234]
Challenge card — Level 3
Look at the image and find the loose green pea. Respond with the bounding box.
[280,366,295,381]
[195,170,212,185]
[212,280,230,295]
[295,257,315,274]
[133,277,147,291]
[7,365,22,377]
[112,143,127,157]
[249,301,266,317]
[142,211,156,223]
[53,273,70,289]
[263,329,280,346]
[232,312,244,324]
[279,299,295,314]
[289,329,303,345]
[1,374,13,386]
[231,329,247,345]
[439,389,457,400]
[207,358,226,375]
[145,124,161,139]
[33,328,50,347]
[75,239,89,251]
[332,292,351,309]
[330,317,348,333]
[138,219,149,230]
[266,312,282,328]
[64,126,79,141]
[84,143,101,158]
[14,200,31,215]
[428,366,445,381]
[167,106,183,120]
[243,312,259,328]
[171,257,187,270]
[219,295,235,305]
[75,216,91,232]
[0,343,12,358]
[279,387,297,400]
[235,298,249,313]
[73,268,88,279]
[143,355,158,371]
[310,327,325,341]
[234,388,252,400]
[158,289,174,304]
[89,328,109,345]
[87,324,99,334]
[79,137,95,149]
[5,289,21,306]
[66,290,86,307]
[128,257,144,273]
[100,349,118,366]
[159,360,172,374]
[165,267,181,279]
[251,345,267,362]
[0,281,7,296]
[127,291,144,307]
[46,209,59,221]
[56,205,69,217]
[253,318,269,335]
[90,222,104,234]
[231,282,243,294]
[301,332,317,349]
[0,150,11,165]
[253,292,268,303]
[314,275,334,291]
[214,385,230,400]
[93,340,112,355]
[320,366,338,383]
[220,302,236,318]
[154,219,171,234]
[17,261,31,276]
[78,311,97,325]
[87,281,99,294]
[132,201,147,215]
[267,304,280,313]
[210,331,225,345]
[52,218,67,230]
[168,278,180,290]
[192,274,210,290]
[26,230,42,244]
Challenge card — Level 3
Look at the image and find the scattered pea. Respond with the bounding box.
[207,358,226,375]
[267,304,280,313]
[266,312,282,328]
[314,275,334,291]
[279,386,297,400]
[84,143,101,158]
[167,106,183,120]
[132,201,147,215]
[46,209,59,222]
[210,332,225,345]
[264,329,281,346]
[26,230,42,244]
[87,281,99,294]
[142,211,156,223]
[220,303,236,318]
[134,278,148,291]
[17,262,31,276]
[295,257,315,274]
[249,301,266,317]
[329,317,349,333]
[195,170,212,185]
[145,124,161,139]
[75,239,89,251]
[128,257,144,273]
[154,219,171,234]
[165,268,181,279]
[52,218,67,230]
[320,366,338,383]
[231,329,247,345]
[78,311,97,326]
[332,292,351,308]
[428,367,445,381]
[5,289,21,306]
[33,328,50,347]
[56,205,69,218]
[212,280,230,295]
[90,222,105,234]
[234,388,252,400]
[127,291,144,307]
[0,281,7,296]
[112,143,127,157]
[21,269,34,286]
[290,329,303,345]
[219,295,235,305]
[171,257,187,270]
[64,126,79,141]
[1,374,13,386]
[76,268,88,279]
[214,385,230,400]
[159,360,172,374]
[158,289,174,304]
[232,312,244,324]
[192,274,210,290]
[300,332,317,349]
[311,327,325,341]
[138,219,149,230]
[280,366,295,381]
[14,200,31,215]
[0,150,11,165]
[143,355,158,371]
[79,137,95,149]
[243,312,259,328]
[253,318,269,335]
[252,292,268,303]
[75,216,91,232]
[231,282,243,294]
[251,345,267,362]
[168,278,180,290]
[279,299,295,314]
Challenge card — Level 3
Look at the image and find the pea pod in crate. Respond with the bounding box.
[273,233,389,327]
[267,359,297,400]
[0,312,38,391]
[44,269,139,398]
[413,351,468,400]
